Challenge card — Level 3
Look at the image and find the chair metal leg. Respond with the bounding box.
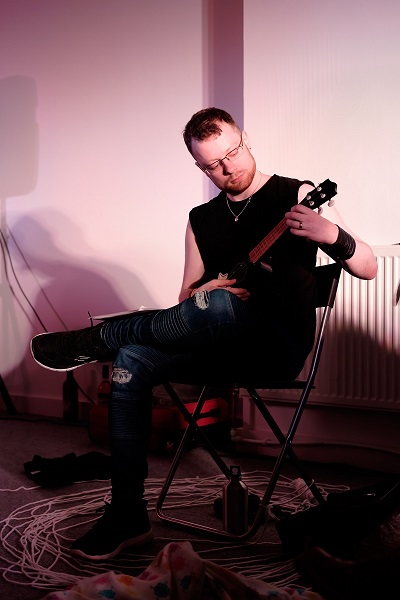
[245,387,325,505]
[155,382,324,541]
[156,383,237,538]
[159,382,231,477]
[155,398,271,540]
[155,393,263,539]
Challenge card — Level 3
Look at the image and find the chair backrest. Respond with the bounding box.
[314,262,342,309]
[301,261,342,386]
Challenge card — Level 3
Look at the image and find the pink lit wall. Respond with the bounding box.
[0,0,242,413]
[0,0,207,411]
[244,0,400,243]
[0,0,398,416]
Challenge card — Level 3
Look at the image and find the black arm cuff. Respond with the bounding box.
[319,225,356,261]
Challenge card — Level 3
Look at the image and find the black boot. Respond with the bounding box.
[31,323,114,371]
[70,500,153,561]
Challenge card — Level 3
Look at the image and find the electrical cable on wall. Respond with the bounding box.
[1,227,68,331]
[0,229,46,330]
[1,227,94,404]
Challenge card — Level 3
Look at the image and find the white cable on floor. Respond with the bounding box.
[0,472,347,592]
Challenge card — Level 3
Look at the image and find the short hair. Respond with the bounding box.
[183,107,240,154]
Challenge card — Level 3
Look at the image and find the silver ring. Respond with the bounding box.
[299,221,303,230]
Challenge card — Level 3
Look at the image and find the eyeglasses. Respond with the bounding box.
[198,134,245,173]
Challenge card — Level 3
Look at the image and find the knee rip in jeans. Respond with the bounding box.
[112,367,132,384]
[193,290,209,310]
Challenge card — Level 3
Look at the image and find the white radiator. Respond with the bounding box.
[267,245,400,411]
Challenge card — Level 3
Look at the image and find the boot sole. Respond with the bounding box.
[30,334,97,372]
[70,528,155,561]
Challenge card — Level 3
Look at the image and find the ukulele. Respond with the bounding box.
[216,178,337,285]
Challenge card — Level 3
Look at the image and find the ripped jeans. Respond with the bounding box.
[99,289,255,510]
[99,289,305,511]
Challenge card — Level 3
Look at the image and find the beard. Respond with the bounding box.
[223,158,257,196]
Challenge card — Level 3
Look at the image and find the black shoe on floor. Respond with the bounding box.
[71,504,154,561]
[296,546,399,600]
[23,452,112,487]
[31,324,113,371]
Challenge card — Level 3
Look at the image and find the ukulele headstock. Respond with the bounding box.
[302,179,337,211]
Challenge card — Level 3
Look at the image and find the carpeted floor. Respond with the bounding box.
[1,412,399,599]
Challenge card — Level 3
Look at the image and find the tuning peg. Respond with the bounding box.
[260,261,273,273]
[328,199,335,207]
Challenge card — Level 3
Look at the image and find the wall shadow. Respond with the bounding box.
[3,210,158,409]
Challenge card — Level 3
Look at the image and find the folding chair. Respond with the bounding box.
[155,262,342,540]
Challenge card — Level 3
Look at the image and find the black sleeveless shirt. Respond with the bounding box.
[189,174,318,358]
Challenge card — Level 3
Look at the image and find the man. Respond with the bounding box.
[31,107,377,560]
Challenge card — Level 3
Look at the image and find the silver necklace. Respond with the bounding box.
[226,196,252,222]
[226,172,263,222]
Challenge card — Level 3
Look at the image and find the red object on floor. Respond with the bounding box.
[88,397,229,453]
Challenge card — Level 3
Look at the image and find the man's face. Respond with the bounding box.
[191,122,256,196]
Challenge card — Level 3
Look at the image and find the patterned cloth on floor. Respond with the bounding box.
[42,540,323,600]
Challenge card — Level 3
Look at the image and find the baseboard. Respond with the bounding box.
[233,427,400,474]
[2,394,92,422]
